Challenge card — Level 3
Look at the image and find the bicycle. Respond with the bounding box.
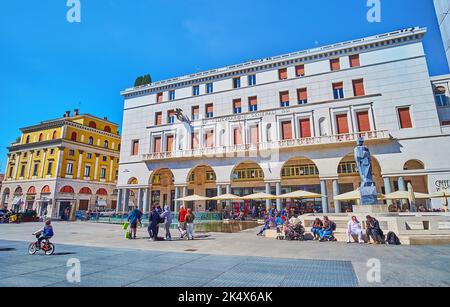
[28,234,55,255]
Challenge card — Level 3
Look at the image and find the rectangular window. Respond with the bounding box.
[248,74,256,86]
[295,65,305,77]
[280,91,290,107]
[233,77,241,89]
[278,68,288,80]
[69,149,75,156]
[233,128,243,145]
[153,137,162,153]
[102,155,108,162]
[398,107,413,129]
[442,120,450,126]
[84,165,91,177]
[100,168,106,179]
[330,58,341,71]
[281,121,293,140]
[168,110,175,124]
[9,166,13,178]
[349,54,360,68]
[166,135,174,152]
[191,132,199,149]
[356,111,371,132]
[192,85,200,96]
[33,163,39,177]
[87,153,92,159]
[248,96,258,112]
[333,82,344,100]
[169,90,175,101]
[233,99,242,114]
[299,118,311,138]
[20,165,26,177]
[297,88,308,105]
[205,103,214,118]
[352,79,365,97]
[336,114,349,134]
[206,83,214,94]
[155,112,162,125]
[205,130,214,148]
[156,92,163,103]
[66,163,73,175]
[250,125,259,144]
[192,106,200,120]
[132,140,139,156]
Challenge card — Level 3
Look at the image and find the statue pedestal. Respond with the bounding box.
[352,205,389,214]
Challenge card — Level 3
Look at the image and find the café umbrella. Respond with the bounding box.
[383,191,430,200]
[176,195,210,202]
[210,194,243,201]
[241,192,280,200]
[278,190,323,199]
[334,189,385,202]
[429,191,450,208]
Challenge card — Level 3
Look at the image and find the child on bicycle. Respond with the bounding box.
[33,219,54,248]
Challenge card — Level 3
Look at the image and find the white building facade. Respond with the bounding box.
[118,27,450,214]
[434,0,450,69]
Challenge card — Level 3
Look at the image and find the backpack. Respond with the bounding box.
[330,222,337,231]
[386,231,401,245]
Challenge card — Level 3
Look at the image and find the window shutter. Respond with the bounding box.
[356,111,371,132]
[191,133,199,149]
[336,114,349,134]
[250,125,259,144]
[282,121,293,140]
[350,54,360,67]
[297,88,308,101]
[234,128,243,145]
[205,131,214,148]
[157,93,163,103]
[330,58,341,71]
[233,99,242,108]
[353,79,365,96]
[249,96,257,106]
[299,118,311,138]
[155,112,162,125]
[280,91,290,103]
[279,68,288,80]
[295,65,305,76]
[166,135,174,152]
[154,137,161,153]
[133,141,139,156]
[206,104,213,113]
[398,107,413,129]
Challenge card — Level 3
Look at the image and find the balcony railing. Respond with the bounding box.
[142,130,391,161]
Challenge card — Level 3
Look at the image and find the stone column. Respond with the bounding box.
[216,184,222,211]
[27,150,34,178]
[116,189,123,213]
[174,186,180,212]
[109,156,114,182]
[143,187,150,213]
[398,176,408,208]
[76,150,84,179]
[332,179,341,213]
[12,153,20,180]
[265,182,271,210]
[276,181,282,211]
[40,149,48,178]
[320,180,329,214]
[94,153,100,181]
[137,188,143,211]
[383,177,393,205]
[55,147,65,178]
[226,184,232,213]
[123,188,130,212]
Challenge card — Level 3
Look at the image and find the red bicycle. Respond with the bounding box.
[28,234,55,255]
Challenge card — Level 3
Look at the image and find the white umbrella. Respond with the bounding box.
[383,191,430,200]
[279,190,323,199]
[210,194,243,201]
[176,195,210,202]
[241,192,280,200]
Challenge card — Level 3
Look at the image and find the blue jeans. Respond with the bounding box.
[258,225,269,236]
[311,227,321,237]
[319,229,333,239]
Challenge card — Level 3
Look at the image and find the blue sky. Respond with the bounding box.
[0,0,448,172]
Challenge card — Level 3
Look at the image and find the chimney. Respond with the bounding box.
[74,109,79,116]
[65,110,71,118]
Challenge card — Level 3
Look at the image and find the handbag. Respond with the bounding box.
[122,222,129,230]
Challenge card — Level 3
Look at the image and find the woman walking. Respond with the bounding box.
[160,205,173,241]
[185,209,195,240]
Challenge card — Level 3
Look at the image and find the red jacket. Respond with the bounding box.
[179,208,187,222]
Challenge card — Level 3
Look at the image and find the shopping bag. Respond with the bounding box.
[122,222,129,230]
[125,231,131,239]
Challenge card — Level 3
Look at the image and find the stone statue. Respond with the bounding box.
[354,138,378,205]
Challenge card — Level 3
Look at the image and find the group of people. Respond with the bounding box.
[126,204,196,241]
[257,206,386,244]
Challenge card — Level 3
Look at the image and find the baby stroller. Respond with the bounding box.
[285,218,305,241]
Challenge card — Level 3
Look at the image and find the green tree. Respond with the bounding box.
[142,74,152,85]
[134,76,144,87]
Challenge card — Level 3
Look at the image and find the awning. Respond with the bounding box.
[97,199,107,207]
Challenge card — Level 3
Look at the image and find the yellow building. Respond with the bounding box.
[0,110,121,219]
